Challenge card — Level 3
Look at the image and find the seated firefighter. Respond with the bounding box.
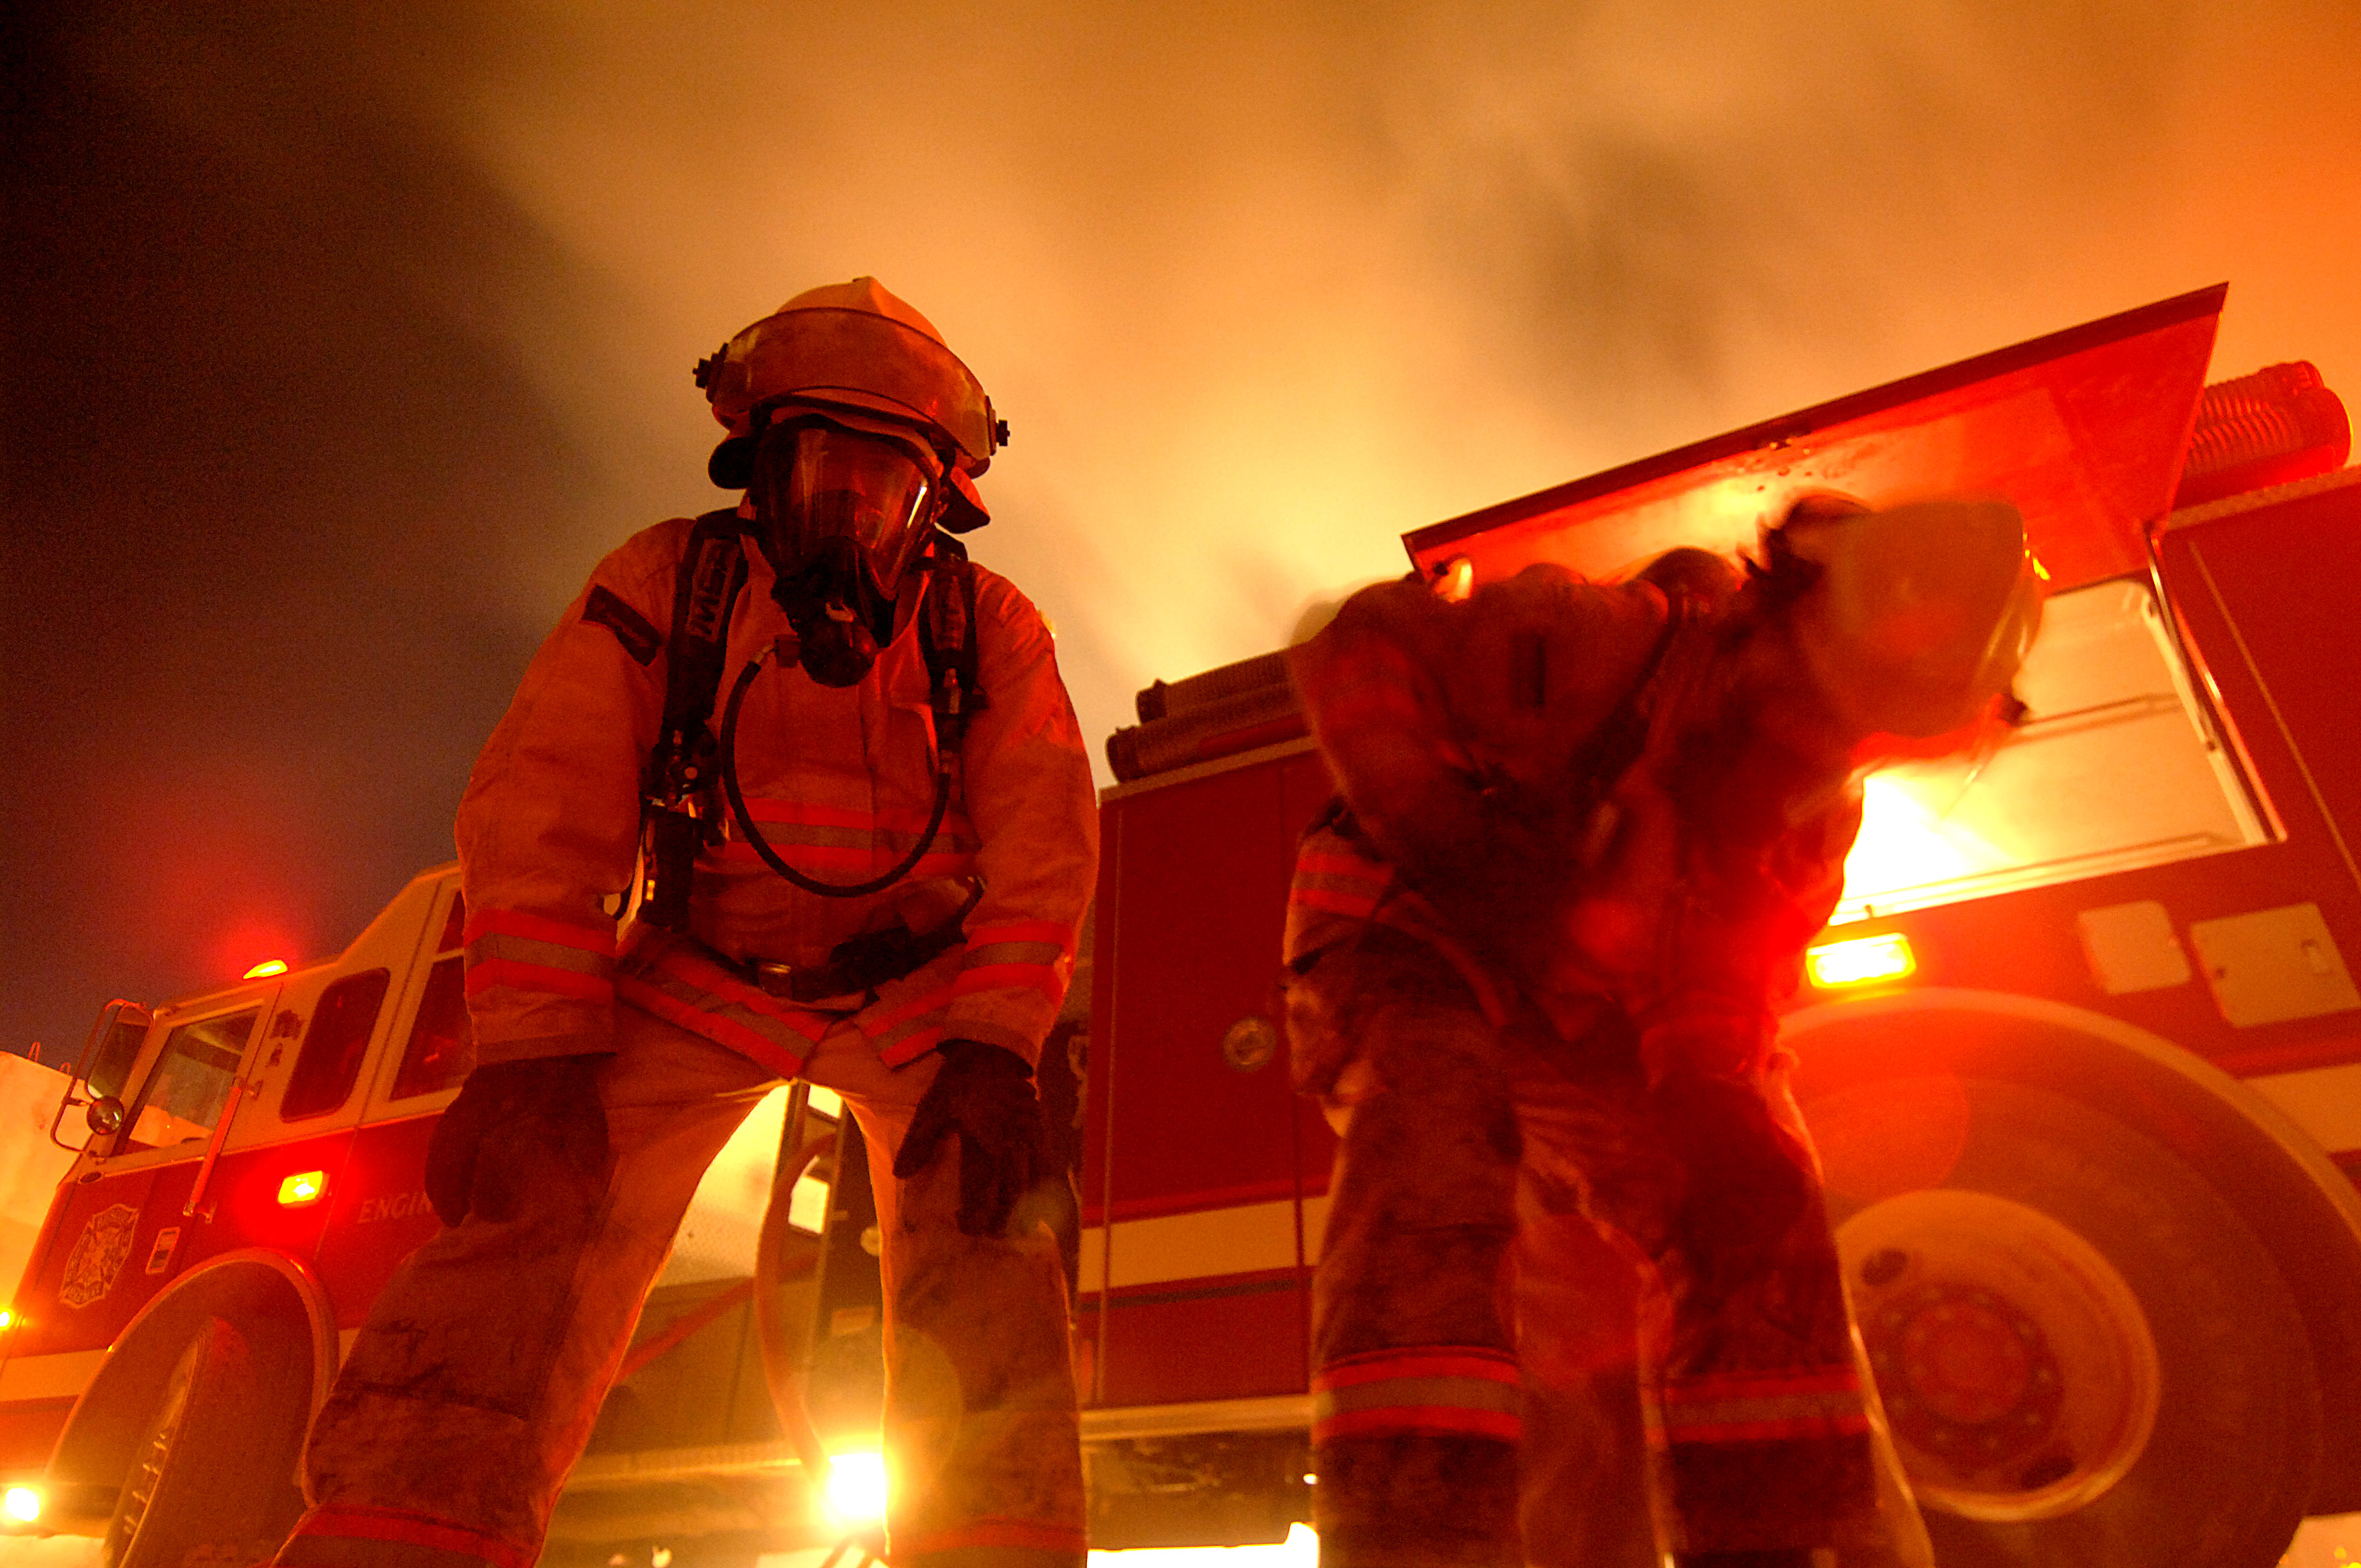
[1282,497,2042,1567]
[271,279,1098,1568]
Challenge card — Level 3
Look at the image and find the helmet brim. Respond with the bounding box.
[705,306,997,473]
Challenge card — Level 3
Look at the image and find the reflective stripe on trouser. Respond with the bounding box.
[1294,928,1930,1566]
[274,1003,1083,1568]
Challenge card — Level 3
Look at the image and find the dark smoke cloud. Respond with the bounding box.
[6,0,2359,1058]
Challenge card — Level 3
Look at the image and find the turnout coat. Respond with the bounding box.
[456,511,1099,1079]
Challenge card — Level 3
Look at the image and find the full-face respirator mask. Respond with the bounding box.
[746,411,944,688]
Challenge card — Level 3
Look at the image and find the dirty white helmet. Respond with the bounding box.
[1779,496,2045,738]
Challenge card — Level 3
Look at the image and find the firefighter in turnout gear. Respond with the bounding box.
[272,279,1098,1568]
[1283,496,2041,1567]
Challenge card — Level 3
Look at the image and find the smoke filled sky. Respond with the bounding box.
[6,1,2360,1058]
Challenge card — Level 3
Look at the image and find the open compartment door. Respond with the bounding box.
[1405,285,2225,593]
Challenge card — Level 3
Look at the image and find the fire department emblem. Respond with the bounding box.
[58,1204,141,1309]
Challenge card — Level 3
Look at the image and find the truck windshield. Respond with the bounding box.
[123,1009,260,1150]
[1834,575,2272,923]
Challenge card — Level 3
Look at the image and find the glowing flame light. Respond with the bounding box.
[1088,1523,1321,1565]
[1840,776,1982,910]
[4,1488,40,1523]
[1807,933,1918,988]
[278,1171,327,1206]
[243,959,290,980]
[826,1451,889,1527]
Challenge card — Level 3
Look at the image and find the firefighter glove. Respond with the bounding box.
[426,1055,614,1227]
[1654,1068,1814,1297]
[892,1039,1048,1238]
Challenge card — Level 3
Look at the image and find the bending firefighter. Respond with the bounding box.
[272,279,1099,1568]
[1284,497,2042,1567]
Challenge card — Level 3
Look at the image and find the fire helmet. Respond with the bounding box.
[696,277,1004,491]
[1776,496,2045,738]
[696,279,1006,685]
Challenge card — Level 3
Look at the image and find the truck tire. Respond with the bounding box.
[1806,1075,2320,1568]
[102,1315,290,1568]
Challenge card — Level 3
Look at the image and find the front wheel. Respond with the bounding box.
[104,1315,294,1568]
[1805,1075,2320,1568]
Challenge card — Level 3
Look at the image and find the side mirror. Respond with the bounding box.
[85,1098,126,1138]
[81,1002,153,1103]
[52,1001,150,1153]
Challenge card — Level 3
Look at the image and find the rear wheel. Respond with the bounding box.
[103,1316,296,1568]
[1805,1075,2319,1568]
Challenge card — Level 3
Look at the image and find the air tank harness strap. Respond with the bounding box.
[916,530,988,750]
[638,509,752,931]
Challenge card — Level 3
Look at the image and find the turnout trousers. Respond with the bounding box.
[1289,929,1931,1567]
[272,1003,1084,1568]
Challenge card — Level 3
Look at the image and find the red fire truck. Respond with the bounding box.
[2,284,2355,1568]
[1081,284,2361,1568]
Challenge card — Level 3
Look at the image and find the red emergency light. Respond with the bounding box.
[278,1171,327,1207]
[243,959,290,980]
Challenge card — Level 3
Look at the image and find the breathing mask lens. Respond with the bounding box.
[751,421,937,600]
[748,419,940,688]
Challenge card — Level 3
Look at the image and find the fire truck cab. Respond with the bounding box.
[0,873,469,1561]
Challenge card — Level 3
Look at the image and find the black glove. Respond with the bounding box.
[891,1039,1048,1238]
[425,1055,613,1227]
[1654,1068,1815,1298]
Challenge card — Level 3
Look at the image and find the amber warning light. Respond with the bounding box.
[279,1171,327,1207]
[1807,932,1917,989]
